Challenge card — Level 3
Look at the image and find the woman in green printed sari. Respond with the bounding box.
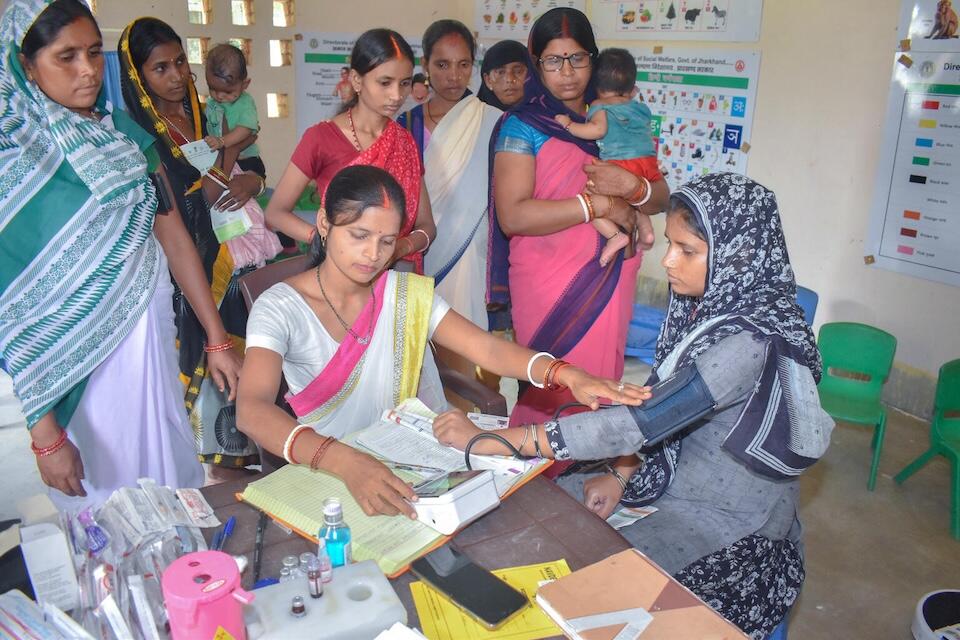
[0,0,239,508]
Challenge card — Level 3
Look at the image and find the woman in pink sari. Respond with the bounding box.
[492,8,669,431]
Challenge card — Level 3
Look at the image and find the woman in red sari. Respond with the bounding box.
[265,29,435,273]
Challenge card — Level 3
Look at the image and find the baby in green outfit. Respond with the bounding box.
[203,43,264,178]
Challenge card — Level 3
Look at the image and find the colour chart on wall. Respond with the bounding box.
[628,47,759,190]
[593,0,762,42]
[293,33,423,139]
[475,0,585,40]
[866,52,960,287]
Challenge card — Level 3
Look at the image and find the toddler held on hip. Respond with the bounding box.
[203,43,281,266]
[555,48,660,266]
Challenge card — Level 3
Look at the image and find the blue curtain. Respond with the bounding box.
[103,51,124,110]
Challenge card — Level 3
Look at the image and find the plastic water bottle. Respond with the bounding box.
[318,498,352,567]
[316,538,334,583]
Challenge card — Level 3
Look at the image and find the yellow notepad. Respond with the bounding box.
[410,560,570,640]
[239,465,444,576]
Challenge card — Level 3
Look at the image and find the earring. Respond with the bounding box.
[320,235,326,248]
[190,72,197,82]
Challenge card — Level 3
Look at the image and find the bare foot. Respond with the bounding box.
[600,232,630,266]
[635,214,655,251]
[204,464,255,486]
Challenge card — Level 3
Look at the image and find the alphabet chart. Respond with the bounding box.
[628,47,760,190]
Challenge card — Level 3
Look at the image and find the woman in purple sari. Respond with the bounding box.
[491,8,669,430]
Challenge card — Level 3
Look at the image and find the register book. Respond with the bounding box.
[239,400,550,577]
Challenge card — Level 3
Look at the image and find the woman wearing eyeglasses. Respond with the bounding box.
[491,8,669,435]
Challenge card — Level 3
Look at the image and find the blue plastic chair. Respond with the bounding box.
[796,285,819,326]
[767,619,788,640]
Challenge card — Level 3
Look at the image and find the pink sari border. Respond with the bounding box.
[285,274,388,417]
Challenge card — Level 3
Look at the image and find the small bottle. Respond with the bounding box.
[282,554,301,579]
[290,595,306,618]
[299,552,316,574]
[307,558,323,599]
[318,498,352,567]
[316,538,333,583]
[279,567,293,583]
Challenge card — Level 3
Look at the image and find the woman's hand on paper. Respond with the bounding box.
[583,473,625,520]
[206,348,243,401]
[559,367,651,410]
[339,450,418,518]
[433,410,484,452]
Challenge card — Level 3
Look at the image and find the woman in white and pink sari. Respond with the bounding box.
[237,166,649,518]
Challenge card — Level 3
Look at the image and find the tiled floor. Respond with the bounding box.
[2,363,957,638]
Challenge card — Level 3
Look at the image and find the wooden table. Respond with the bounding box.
[201,475,630,631]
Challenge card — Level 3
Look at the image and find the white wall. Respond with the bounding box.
[95,0,474,184]
[93,0,958,388]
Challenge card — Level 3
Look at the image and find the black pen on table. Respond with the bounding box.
[252,510,268,584]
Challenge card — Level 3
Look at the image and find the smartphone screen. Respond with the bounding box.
[414,470,483,498]
[410,546,528,628]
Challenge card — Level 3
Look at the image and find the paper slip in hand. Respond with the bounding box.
[179,140,218,173]
[467,412,509,430]
[606,506,658,530]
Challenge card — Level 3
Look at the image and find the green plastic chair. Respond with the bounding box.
[894,359,960,539]
[817,322,897,491]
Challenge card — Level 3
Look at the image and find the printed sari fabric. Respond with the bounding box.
[0,0,160,428]
[280,271,444,436]
[621,173,832,639]
[119,19,256,466]
[293,120,424,273]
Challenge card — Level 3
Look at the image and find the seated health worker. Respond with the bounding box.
[236,165,647,519]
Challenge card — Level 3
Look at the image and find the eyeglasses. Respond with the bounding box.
[489,64,527,82]
[538,52,592,72]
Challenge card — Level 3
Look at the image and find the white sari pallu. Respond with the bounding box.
[422,96,502,330]
[271,271,447,438]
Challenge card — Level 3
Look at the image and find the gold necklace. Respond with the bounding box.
[315,265,375,344]
[159,112,192,142]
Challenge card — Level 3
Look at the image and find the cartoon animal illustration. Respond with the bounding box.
[684,8,701,25]
[711,6,727,27]
[928,0,959,38]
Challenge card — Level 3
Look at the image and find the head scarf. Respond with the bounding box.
[477,39,528,111]
[0,0,159,426]
[623,173,831,507]
[657,172,820,374]
[118,18,206,213]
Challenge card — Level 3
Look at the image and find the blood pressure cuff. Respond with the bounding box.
[627,364,716,448]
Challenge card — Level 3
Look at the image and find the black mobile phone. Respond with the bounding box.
[410,546,528,629]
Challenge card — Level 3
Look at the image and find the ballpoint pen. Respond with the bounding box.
[214,516,236,552]
[252,511,268,584]
[382,461,446,474]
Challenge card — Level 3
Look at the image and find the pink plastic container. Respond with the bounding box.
[162,551,254,640]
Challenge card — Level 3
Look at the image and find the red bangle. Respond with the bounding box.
[204,339,234,353]
[288,427,312,465]
[31,429,68,457]
[549,362,572,390]
[627,178,648,204]
[581,192,596,221]
[309,437,337,470]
